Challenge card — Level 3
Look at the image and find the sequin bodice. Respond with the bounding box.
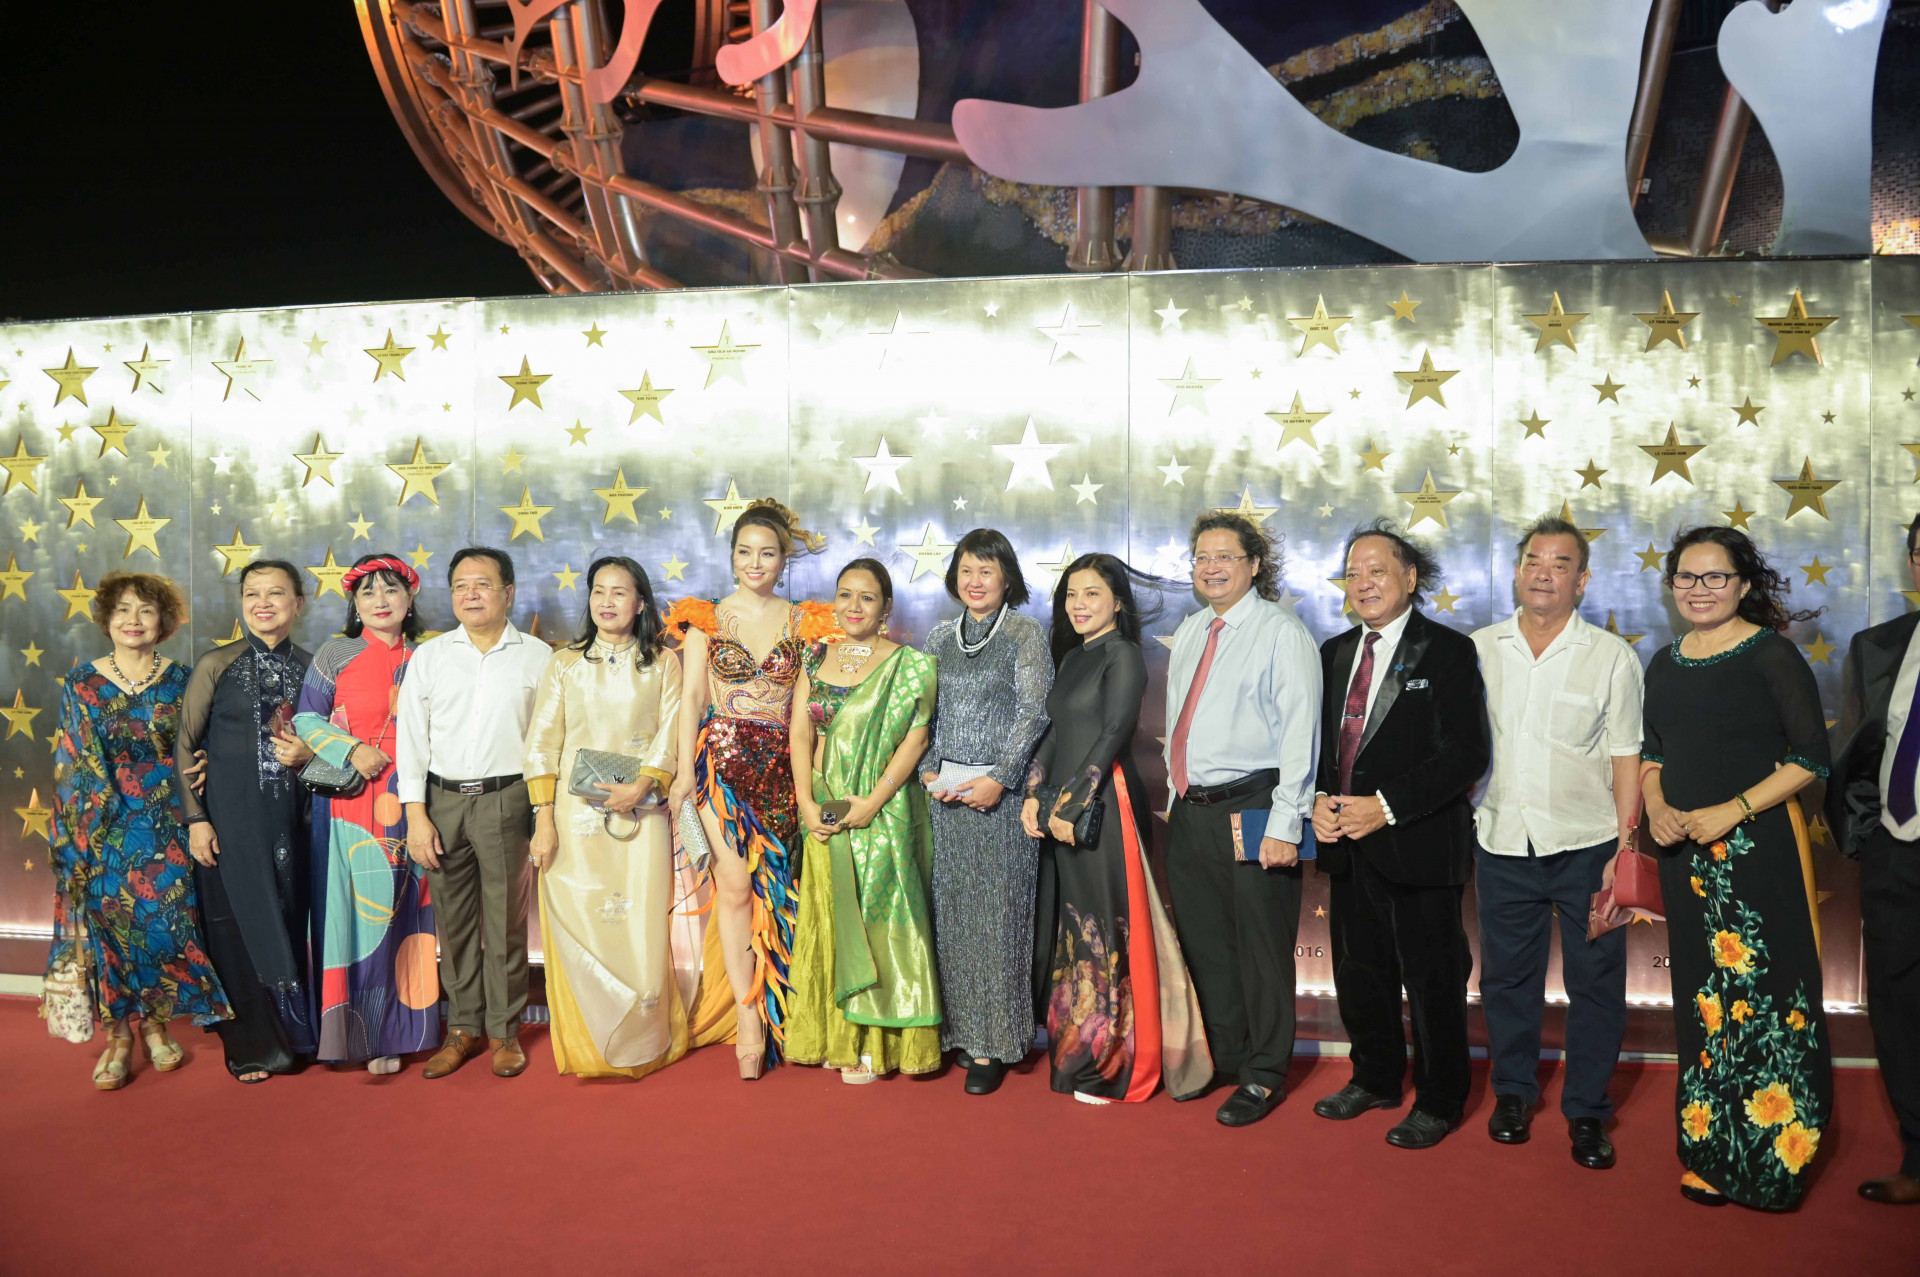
[708,606,805,726]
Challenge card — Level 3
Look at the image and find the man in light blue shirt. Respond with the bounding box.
[1163,511,1321,1127]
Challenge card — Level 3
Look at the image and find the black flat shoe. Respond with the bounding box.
[963,1058,1007,1095]
[1487,1094,1531,1145]
[1215,1083,1283,1128]
[1568,1117,1616,1169]
[1681,1183,1729,1207]
[1313,1083,1403,1121]
[1385,1109,1460,1149]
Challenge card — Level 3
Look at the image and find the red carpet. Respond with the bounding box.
[0,996,1910,1277]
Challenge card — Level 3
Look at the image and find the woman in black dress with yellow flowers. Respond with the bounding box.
[1641,528,1831,1211]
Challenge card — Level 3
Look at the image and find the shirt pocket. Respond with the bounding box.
[1547,690,1603,753]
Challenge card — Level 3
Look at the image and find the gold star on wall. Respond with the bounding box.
[56,571,95,621]
[592,470,648,524]
[499,356,552,409]
[1429,587,1461,614]
[212,337,272,401]
[564,420,592,446]
[1556,500,1605,543]
[1035,304,1100,363]
[1774,458,1840,519]
[1756,288,1836,365]
[212,526,260,576]
[0,554,32,601]
[346,512,375,541]
[849,522,878,547]
[617,371,673,423]
[1592,374,1625,404]
[1288,295,1351,355]
[1904,443,1920,482]
[703,479,754,535]
[581,323,607,348]
[1388,290,1420,322]
[498,446,525,475]
[1575,460,1607,489]
[123,344,168,393]
[1799,557,1833,585]
[58,478,102,528]
[1523,291,1587,352]
[306,547,352,598]
[17,518,39,543]
[427,325,452,351]
[1358,439,1391,472]
[1640,423,1704,485]
[90,407,135,458]
[1396,470,1462,530]
[18,642,41,666]
[1633,291,1699,351]
[388,438,451,507]
[1215,488,1279,526]
[1730,396,1765,427]
[900,524,958,581]
[408,543,433,570]
[43,348,97,406]
[553,564,580,591]
[115,496,169,559]
[498,486,553,541]
[1161,358,1220,415]
[1266,392,1331,451]
[1722,500,1755,530]
[304,333,328,357]
[1,436,47,494]
[1634,542,1665,572]
[146,441,171,470]
[1519,411,1550,439]
[15,788,51,841]
[363,330,415,382]
[1802,632,1836,666]
[660,554,688,582]
[210,620,244,647]
[1603,612,1645,647]
[1395,349,1457,409]
[691,321,759,387]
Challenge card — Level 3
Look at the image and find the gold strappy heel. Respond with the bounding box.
[92,1034,133,1091]
[141,1021,184,1072]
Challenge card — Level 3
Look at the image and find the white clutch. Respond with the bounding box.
[676,799,712,872]
[929,760,994,793]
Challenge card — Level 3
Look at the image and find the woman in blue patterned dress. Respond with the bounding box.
[47,573,230,1090]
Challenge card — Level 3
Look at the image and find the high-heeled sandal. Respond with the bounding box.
[735,1006,766,1082]
[92,1035,133,1091]
[141,1022,184,1072]
[1680,1170,1728,1206]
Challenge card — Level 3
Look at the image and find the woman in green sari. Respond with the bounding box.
[787,558,943,1081]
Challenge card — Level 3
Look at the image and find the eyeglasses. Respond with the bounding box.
[1191,554,1250,568]
[1670,571,1739,590]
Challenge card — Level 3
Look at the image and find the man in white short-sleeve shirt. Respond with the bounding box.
[1470,516,1643,1171]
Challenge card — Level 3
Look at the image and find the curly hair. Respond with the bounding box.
[1662,526,1822,632]
[733,497,824,557]
[1343,518,1444,605]
[93,572,187,643]
[1187,510,1283,602]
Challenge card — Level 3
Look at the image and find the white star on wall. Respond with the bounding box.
[993,419,1066,491]
[854,436,912,494]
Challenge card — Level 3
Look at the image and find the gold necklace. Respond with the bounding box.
[836,642,875,675]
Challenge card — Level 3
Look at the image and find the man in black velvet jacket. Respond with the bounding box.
[1311,521,1491,1149]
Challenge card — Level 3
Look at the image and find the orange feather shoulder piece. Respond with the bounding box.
[794,599,843,643]
[663,597,719,638]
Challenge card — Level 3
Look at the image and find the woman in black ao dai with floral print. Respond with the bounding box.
[1641,528,1831,1211]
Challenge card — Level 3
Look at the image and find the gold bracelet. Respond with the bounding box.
[1734,792,1755,822]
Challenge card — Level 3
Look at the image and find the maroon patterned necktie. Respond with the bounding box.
[1337,631,1381,794]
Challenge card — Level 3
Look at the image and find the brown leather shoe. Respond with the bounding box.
[490,1035,528,1078]
[422,1029,481,1079]
[1858,1172,1920,1205]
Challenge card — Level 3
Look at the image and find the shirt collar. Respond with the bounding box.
[243,629,294,656]
[448,621,523,649]
[1212,589,1264,629]
[1497,607,1594,657]
[1365,605,1413,648]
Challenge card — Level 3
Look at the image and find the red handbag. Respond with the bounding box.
[1609,836,1665,917]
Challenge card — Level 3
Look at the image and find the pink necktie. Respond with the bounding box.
[1169,617,1226,797]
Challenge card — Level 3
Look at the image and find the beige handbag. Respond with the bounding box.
[41,935,95,1044]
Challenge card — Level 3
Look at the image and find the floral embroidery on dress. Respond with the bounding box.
[1676,826,1824,1196]
[1048,904,1134,1083]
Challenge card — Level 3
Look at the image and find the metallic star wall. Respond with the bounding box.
[4,259,1918,1017]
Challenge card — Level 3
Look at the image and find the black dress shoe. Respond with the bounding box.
[1385,1109,1459,1149]
[1215,1083,1284,1127]
[1568,1117,1616,1169]
[963,1058,1006,1095]
[1857,1172,1920,1205]
[1487,1094,1531,1145]
[1680,1183,1729,1207]
[1312,1083,1403,1121]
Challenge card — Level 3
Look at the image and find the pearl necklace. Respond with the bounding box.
[107,649,161,694]
[957,604,1008,658]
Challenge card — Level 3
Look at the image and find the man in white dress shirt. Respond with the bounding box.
[1470,516,1642,1169]
[399,547,553,1079]
[1163,511,1321,1128]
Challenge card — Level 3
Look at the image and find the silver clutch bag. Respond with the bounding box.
[300,754,366,799]
[569,749,655,804]
[677,798,712,871]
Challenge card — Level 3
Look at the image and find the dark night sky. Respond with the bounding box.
[0,5,538,323]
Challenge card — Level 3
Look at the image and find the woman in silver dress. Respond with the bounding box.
[918,529,1052,1094]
